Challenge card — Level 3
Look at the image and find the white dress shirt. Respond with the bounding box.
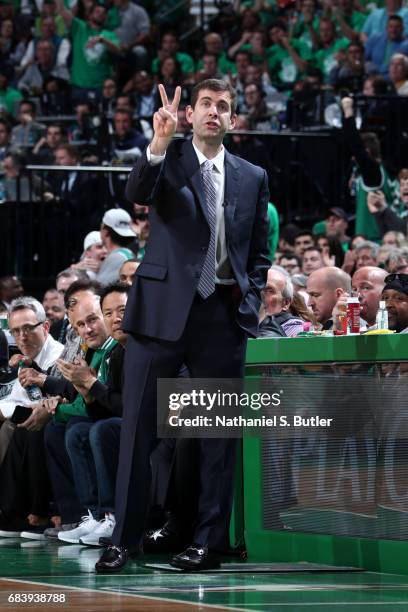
[0,334,64,418]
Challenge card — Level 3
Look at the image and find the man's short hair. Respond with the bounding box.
[114,108,133,122]
[9,296,46,322]
[47,123,64,135]
[279,252,302,265]
[0,119,11,134]
[4,152,26,171]
[270,265,294,300]
[64,279,101,309]
[100,282,130,308]
[398,168,408,181]
[234,50,252,63]
[324,267,352,292]
[355,240,380,259]
[388,14,403,24]
[361,132,381,159]
[19,100,36,113]
[190,79,237,114]
[294,230,314,241]
[391,53,408,70]
[56,268,88,284]
[303,245,322,255]
[55,143,79,161]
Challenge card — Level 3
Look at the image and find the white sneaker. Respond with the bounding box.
[58,511,99,544]
[80,514,116,547]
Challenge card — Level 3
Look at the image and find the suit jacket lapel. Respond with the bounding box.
[224,150,241,235]
[179,139,209,224]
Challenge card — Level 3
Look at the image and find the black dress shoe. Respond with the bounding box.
[143,523,181,554]
[170,544,221,571]
[95,545,139,573]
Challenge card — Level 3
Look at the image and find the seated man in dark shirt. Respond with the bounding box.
[111,109,148,164]
[54,282,128,545]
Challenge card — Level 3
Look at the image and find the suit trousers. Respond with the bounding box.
[0,428,51,518]
[113,286,247,551]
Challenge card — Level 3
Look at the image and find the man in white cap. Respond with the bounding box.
[71,231,107,280]
[97,209,136,285]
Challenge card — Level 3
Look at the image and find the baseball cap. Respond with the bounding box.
[383,273,408,296]
[102,209,136,237]
[83,231,102,252]
[326,207,348,221]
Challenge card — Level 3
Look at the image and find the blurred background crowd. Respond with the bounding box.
[0,0,407,294]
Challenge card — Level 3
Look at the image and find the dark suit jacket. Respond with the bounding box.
[123,138,270,341]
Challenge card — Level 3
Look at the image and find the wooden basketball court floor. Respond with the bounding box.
[1,539,408,611]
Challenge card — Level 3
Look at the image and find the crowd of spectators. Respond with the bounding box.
[0,0,407,262]
[0,0,407,164]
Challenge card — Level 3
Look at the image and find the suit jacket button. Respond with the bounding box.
[201,246,207,252]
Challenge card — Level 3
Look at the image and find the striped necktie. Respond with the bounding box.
[197,160,217,299]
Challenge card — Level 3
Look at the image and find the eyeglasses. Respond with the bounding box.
[384,273,408,285]
[9,321,43,337]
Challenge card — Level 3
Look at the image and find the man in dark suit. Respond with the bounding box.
[96,79,270,572]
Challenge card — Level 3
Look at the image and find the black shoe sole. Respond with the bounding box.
[169,559,221,571]
[95,562,128,574]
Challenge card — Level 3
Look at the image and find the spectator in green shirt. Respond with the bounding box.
[196,32,236,76]
[56,0,120,103]
[151,31,195,79]
[267,20,312,90]
[332,0,367,41]
[291,0,321,51]
[0,71,22,117]
[229,29,269,66]
[312,17,350,82]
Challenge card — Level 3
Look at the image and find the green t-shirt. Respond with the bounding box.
[54,337,117,423]
[240,0,278,27]
[355,165,398,242]
[70,17,119,88]
[0,87,22,116]
[312,37,350,79]
[292,16,320,50]
[196,52,236,75]
[267,40,311,88]
[241,43,268,66]
[35,15,67,37]
[152,52,195,75]
[343,10,367,33]
[105,6,122,31]
[312,219,350,252]
[267,202,279,261]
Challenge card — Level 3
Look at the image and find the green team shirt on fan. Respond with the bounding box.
[355,165,398,242]
[239,0,278,27]
[312,37,350,80]
[70,17,119,88]
[196,52,236,75]
[267,202,279,260]
[0,87,22,116]
[267,40,312,89]
[342,10,367,33]
[151,52,195,76]
[292,17,320,50]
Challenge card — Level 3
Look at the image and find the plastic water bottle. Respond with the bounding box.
[376,301,388,330]
[19,360,42,402]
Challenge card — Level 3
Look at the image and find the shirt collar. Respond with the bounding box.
[192,141,225,174]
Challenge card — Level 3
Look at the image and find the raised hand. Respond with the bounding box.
[151,84,182,155]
